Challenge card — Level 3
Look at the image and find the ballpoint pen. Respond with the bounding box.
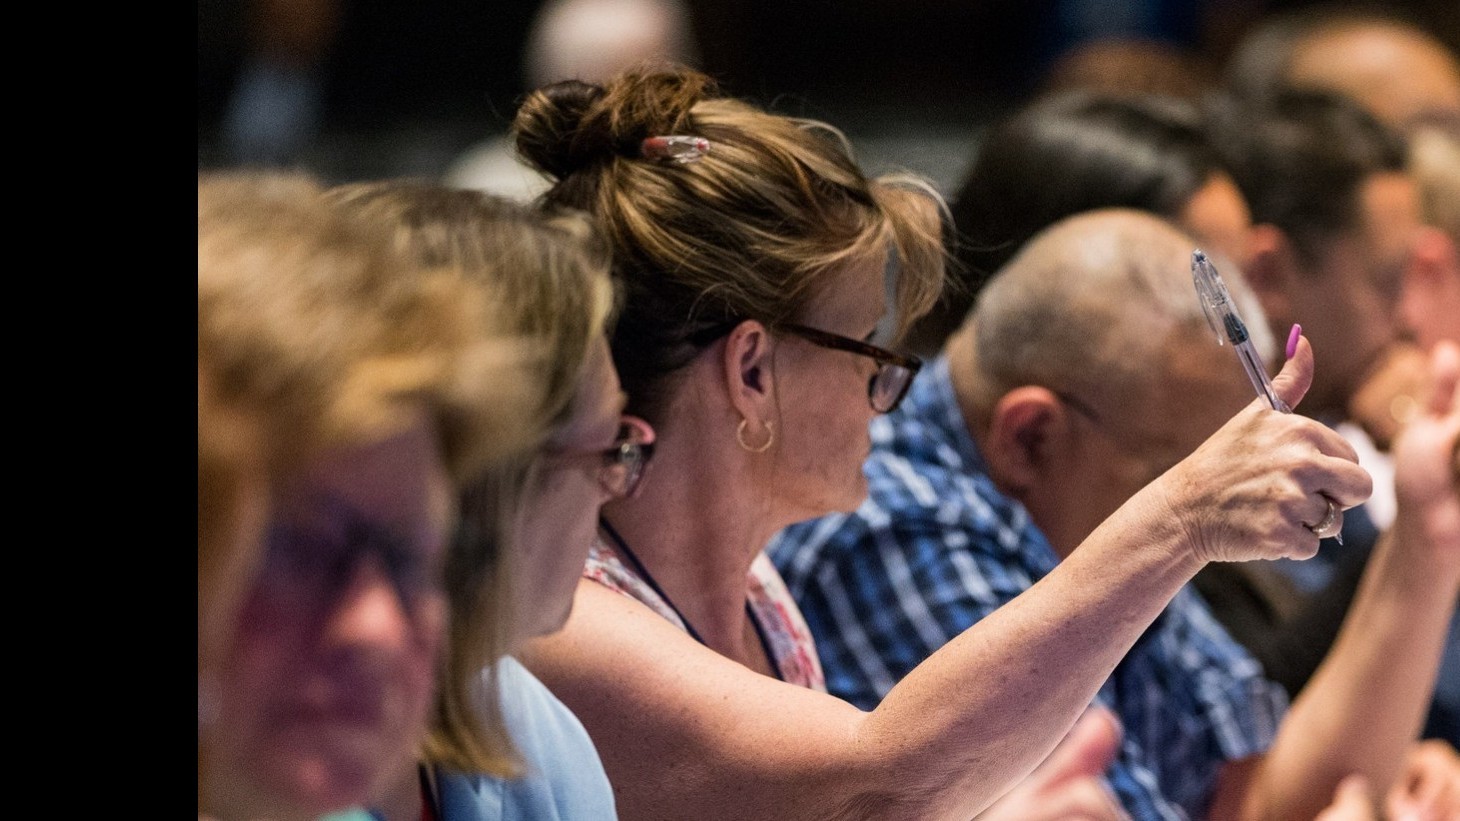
[1191,249,1292,413]
[1191,249,1343,542]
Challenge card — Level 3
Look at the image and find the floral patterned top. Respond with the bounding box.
[584,537,826,691]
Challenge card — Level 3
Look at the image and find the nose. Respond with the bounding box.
[320,554,412,653]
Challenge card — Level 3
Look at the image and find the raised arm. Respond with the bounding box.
[524,341,1370,821]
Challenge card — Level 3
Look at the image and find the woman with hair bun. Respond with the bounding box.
[510,66,1355,820]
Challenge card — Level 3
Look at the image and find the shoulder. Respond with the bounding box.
[496,657,595,745]
[583,538,687,629]
[436,658,617,820]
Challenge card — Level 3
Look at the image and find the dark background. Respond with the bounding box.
[197,0,1460,192]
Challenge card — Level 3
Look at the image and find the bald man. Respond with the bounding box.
[771,210,1460,820]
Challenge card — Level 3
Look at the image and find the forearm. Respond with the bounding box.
[1243,517,1460,821]
[855,496,1204,818]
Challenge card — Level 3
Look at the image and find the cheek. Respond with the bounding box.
[518,471,601,567]
[404,596,446,707]
[208,590,312,781]
[223,589,309,705]
[512,470,602,632]
[793,403,875,506]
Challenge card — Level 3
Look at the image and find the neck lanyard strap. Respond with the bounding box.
[598,516,783,681]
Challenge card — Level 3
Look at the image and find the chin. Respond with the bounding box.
[219,752,376,821]
[787,484,870,524]
[255,728,396,814]
[838,474,870,512]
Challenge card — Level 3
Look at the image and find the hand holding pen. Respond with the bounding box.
[1191,249,1346,543]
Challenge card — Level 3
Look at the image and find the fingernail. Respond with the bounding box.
[1286,324,1301,359]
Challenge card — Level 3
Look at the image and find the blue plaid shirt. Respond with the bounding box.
[769,357,1287,821]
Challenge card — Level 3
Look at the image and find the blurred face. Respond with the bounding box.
[1048,331,1253,556]
[1400,227,1460,351]
[1288,25,1460,130]
[208,417,452,820]
[772,253,892,519]
[1290,172,1422,412]
[1180,173,1254,269]
[510,337,631,645]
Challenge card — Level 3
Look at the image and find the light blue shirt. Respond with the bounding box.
[436,656,617,820]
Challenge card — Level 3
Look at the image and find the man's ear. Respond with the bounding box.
[1244,223,1300,329]
[983,386,1065,496]
[721,320,775,424]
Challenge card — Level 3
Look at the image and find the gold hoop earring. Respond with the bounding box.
[736,419,775,453]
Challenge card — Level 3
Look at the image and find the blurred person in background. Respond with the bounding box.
[213,0,341,167]
[909,90,1259,358]
[1209,87,1421,505]
[443,0,699,200]
[772,208,1458,820]
[1223,3,1460,134]
[1403,126,1460,352]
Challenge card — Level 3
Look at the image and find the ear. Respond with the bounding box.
[1243,224,1299,330]
[982,386,1067,496]
[720,320,776,424]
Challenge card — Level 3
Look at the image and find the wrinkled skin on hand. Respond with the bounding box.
[1152,337,1373,564]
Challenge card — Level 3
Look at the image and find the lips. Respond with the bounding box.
[272,674,395,732]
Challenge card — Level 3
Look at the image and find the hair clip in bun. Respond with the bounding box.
[640,135,710,164]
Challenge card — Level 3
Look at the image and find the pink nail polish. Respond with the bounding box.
[1286,324,1302,359]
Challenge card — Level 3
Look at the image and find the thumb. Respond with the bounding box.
[1030,706,1123,788]
[1271,333,1315,412]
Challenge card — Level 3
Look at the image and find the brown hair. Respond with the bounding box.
[325,180,616,777]
[513,65,948,422]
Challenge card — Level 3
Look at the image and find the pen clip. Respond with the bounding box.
[1191,249,1232,346]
